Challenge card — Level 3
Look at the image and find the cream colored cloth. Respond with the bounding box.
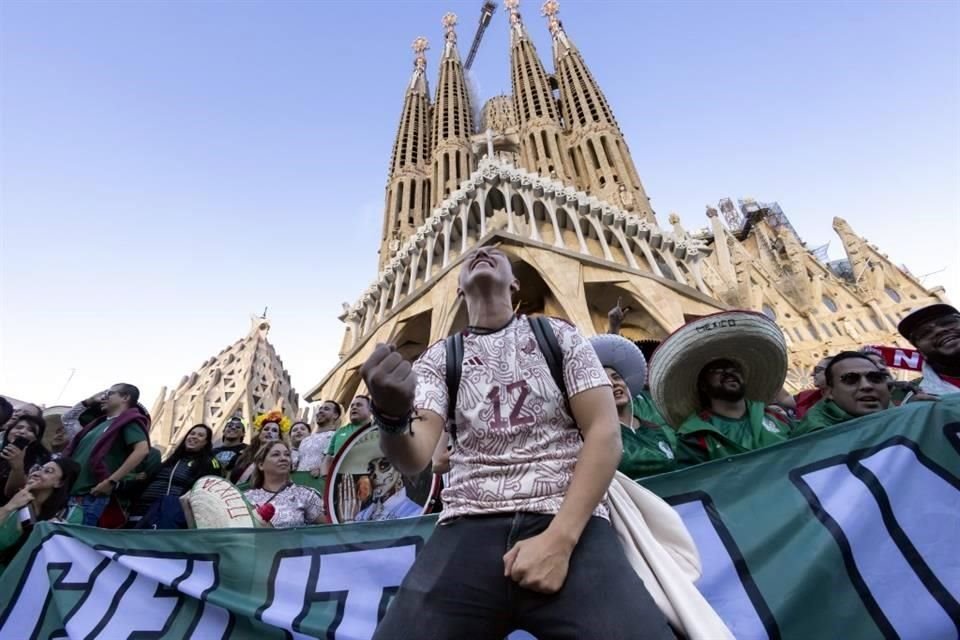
[607,472,734,640]
[919,362,960,396]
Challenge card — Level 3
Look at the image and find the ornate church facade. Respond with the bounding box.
[149,316,299,451]
[306,0,947,407]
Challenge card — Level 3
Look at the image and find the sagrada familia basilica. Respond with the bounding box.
[148,0,947,451]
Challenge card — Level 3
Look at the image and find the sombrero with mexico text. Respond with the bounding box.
[648,310,788,428]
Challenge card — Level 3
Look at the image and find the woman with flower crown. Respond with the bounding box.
[229,410,291,486]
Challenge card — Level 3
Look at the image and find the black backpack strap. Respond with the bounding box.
[528,316,568,406]
[445,332,464,444]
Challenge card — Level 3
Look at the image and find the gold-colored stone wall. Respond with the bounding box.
[149,317,299,453]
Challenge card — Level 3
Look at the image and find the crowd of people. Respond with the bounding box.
[1,246,958,637]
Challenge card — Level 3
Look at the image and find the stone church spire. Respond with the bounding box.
[149,316,299,453]
[504,0,572,184]
[543,0,654,220]
[380,37,433,269]
[430,13,476,207]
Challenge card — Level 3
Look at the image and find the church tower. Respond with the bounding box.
[504,0,572,184]
[543,0,655,220]
[149,316,299,453]
[380,37,433,269]
[307,3,947,409]
[430,13,476,207]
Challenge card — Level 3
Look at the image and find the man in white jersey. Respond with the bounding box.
[362,246,673,639]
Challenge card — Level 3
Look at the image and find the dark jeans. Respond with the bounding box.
[69,495,110,527]
[373,512,675,640]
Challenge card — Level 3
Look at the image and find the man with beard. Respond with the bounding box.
[898,303,960,396]
[296,400,342,477]
[361,246,673,639]
[212,416,247,475]
[792,351,892,437]
[353,456,421,521]
[648,311,792,465]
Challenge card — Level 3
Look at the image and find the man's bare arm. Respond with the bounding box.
[548,385,622,545]
[109,440,150,483]
[503,384,621,593]
[361,343,443,476]
[379,410,444,476]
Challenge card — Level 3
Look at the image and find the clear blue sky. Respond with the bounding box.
[2,0,958,409]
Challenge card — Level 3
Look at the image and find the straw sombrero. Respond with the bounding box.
[589,334,648,396]
[648,311,787,428]
[186,476,265,529]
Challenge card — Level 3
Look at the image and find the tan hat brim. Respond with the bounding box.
[648,311,788,427]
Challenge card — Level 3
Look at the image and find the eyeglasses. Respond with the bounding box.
[368,459,392,473]
[837,371,890,386]
[912,315,960,342]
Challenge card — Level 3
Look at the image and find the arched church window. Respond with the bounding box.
[885,287,901,303]
[822,296,838,312]
[762,304,777,320]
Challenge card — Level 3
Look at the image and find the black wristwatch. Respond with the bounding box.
[109,479,121,490]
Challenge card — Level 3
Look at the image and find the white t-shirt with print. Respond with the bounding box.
[413,315,610,522]
[244,484,324,529]
[296,431,334,471]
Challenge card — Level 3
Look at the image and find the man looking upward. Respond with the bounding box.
[361,246,672,639]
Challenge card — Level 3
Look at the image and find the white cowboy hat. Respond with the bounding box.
[648,311,787,428]
[589,334,648,396]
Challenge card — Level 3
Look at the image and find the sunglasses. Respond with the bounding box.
[837,371,890,386]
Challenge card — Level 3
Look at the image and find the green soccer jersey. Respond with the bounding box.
[619,422,679,480]
[71,418,148,496]
[632,390,671,429]
[676,400,791,465]
[792,399,856,438]
[325,423,364,458]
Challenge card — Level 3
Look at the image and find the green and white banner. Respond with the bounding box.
[2,396,959,639]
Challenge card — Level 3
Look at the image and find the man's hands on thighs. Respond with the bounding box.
[503,528,575,594]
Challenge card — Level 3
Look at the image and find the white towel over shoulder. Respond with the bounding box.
[607,472,734,640]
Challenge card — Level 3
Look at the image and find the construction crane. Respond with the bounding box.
[464,1,496,71]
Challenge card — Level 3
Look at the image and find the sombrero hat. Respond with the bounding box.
[332,425,384,475]
[648,311,787,428]
[589,334,648,396]
[186,475,265,529]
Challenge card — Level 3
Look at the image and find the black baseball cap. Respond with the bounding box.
[897,303,960,342]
